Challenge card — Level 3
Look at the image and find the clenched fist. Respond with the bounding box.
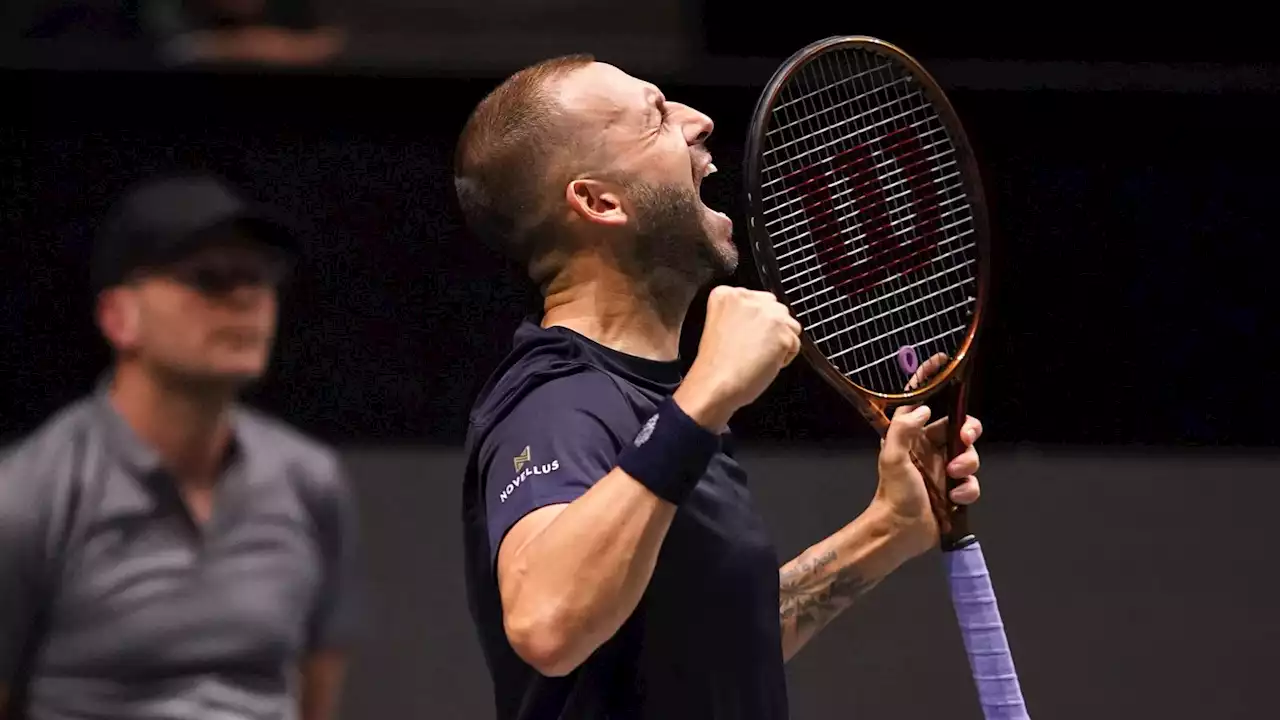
[674,286,802,429]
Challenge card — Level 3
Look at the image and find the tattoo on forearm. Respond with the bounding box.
[779,549,878,644]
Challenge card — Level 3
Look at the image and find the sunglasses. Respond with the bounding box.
[144,250,292,295]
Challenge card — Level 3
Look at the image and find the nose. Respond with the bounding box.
[669,101,714,146]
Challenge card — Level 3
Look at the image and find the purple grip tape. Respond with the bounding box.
[944,542,1030,719]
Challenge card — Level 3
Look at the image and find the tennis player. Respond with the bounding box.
[456,56,985,719]
[0,173,359,720]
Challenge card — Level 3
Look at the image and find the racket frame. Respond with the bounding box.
[742,35,994,550]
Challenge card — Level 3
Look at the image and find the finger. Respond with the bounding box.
[904,352,949,392]
[782,312,802,338]
[924,414,983,448]
[946,445,980,479]
[884,404,932,461]
[781,331,801,367]
[891,402,922,422]
[948,476,980,505]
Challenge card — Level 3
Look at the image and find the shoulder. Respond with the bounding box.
[517,368,632,411]
[472,370,637,493]
[469,320,636,429]
[0,397,101,547]
[1,398,99,505]
[234,407,349,501]
[489,369,634,440]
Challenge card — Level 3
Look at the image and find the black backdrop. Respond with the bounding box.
[3,68,1276,446]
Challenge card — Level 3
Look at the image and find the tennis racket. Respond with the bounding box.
[742,36,1028,719]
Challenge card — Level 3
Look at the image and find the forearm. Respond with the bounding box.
[779,501,924,662]
[503,467,677,675]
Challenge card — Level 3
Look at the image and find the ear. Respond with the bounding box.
[565,178,629,228]
[96,288,141,351]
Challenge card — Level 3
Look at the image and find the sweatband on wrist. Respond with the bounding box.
[616,396,720,505]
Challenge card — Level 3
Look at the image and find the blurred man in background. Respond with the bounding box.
[148,0,345,66]
[0,173,359,720]
[16,0,344,66]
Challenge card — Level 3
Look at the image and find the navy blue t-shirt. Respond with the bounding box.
[462,319,788,720]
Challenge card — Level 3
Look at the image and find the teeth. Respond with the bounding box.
[706,163,717,175]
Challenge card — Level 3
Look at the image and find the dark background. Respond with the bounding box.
[3,8,1278,719]
[4,70,1276,447]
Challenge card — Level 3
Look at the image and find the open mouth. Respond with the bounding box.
[694,158,718,191]
[693,159,731,228]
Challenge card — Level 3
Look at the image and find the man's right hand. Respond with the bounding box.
[675,286,802,429]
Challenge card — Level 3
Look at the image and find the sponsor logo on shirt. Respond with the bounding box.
[500,445,560,503]
[513,445,531,471]
[634,413,658,447]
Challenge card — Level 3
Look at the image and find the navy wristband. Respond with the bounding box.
[616,396,720,505]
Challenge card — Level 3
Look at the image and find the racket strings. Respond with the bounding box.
[764,126,961,247]
[760,90,932,195]
[760,76,916,163]
[765,128,958,239]
[757,47,979,395]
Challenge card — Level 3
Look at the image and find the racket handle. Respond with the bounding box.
[942,380,972,548]
[944,541,1030,720]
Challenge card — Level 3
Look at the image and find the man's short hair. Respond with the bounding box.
[453,54,595,284]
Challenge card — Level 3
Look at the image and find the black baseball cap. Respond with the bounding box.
[91,173,300,293]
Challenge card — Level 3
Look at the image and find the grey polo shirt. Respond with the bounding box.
[0,389,360,720]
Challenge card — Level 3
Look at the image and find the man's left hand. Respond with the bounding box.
[873,354,983,557]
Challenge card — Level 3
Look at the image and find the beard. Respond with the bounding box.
[617,181,738,322]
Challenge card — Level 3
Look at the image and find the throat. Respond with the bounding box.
[180,485,219,527]
[542,279,689,362]
[109,366,236,483]
[633,265,701,331]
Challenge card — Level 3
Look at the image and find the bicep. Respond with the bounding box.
[495,503,568,606]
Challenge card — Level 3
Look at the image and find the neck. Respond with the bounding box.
[541,257,694,361]
[108,363,236,485]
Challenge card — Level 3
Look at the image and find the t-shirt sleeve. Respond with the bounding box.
[480,372,628,563]
[302,456,362,655]
[0,455,49,685]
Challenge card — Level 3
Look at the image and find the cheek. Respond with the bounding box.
[147,301,206,343]
[662,148,694,183]
[632,143,691,187]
